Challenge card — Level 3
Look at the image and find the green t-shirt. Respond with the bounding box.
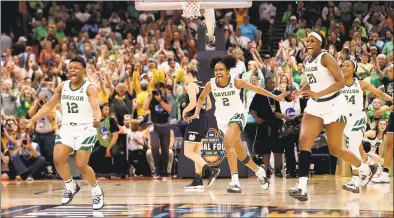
[282,11,292,23]
[382,41,393,56]
[356,63,372,80]
[296,28,306,39]
[35,26,47,41]
[367,105,391,121]
[293,69,305,86]
[56,31,65,41]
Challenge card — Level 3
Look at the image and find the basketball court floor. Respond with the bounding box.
[1,176,392,217]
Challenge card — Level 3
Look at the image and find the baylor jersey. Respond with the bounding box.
[341,78,364,114]
[61,80,93,126]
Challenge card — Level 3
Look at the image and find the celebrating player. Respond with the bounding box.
[288,32,377,201]
[182,60,220,189]
[20,56,104,210]
[340,60,389,193]
[189,55,287,193]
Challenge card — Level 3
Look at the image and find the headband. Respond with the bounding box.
[308,32,322,42]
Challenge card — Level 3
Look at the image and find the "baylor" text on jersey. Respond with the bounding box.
[213,90,236,98]
[62,95,85,101]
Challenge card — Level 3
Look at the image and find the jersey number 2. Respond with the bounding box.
[222,98,230,106]
[66,102,79,113]
[306,74,317,84]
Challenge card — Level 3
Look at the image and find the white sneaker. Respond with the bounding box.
[372,172,390,183]
[255,167,269,190]
[62,181,80,205]
[359,163,378,186]
[226,181,241,193]
[92,186,104,210]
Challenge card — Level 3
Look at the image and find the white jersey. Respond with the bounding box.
[304,52,336,98]
[210,76,245,120]
[341,78,364,114]
[60,80,93,126]
[364,134,384,154]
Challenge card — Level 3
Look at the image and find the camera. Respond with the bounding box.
[152,90,160,96]
[22,139,28,145]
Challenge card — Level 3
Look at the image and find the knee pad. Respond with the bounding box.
[241,155,251,164]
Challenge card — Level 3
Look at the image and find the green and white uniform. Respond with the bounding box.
[342,78,367,161]
[55,80,97,151]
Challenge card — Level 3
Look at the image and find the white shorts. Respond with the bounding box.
[344,112,367,147]
[216,111,247,135]
[55,124,97,151]
[304,94,348,125]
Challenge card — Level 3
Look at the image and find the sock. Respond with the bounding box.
[231,173,239,185]
[194,173,202,180]
[364,155,374,165]
[65,179,75,190]
[353,176,360,187]
[253,166,259,173]
[383,168,389,173]
[298,150,312,177]
[298,177,308,191]
[91,183,101,193]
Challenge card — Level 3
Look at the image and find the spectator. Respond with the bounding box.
[89,103,128,177]
[367,98,391,123]
[238,16,258,41]
[1,32,13,53]
[285,16,298,37]
[1,145,15,180]
[143,81,175,178]
[11,133,46,181]
[282,4,294,24]
[126,119,147,176]
[229,27,250,50]
[1,79,17,116]
[234,8,249,28]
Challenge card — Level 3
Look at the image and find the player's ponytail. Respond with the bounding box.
[209,55,237,70]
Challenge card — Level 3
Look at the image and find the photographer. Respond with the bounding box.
[10,133,46,181]
[143,82,175,178]
[28,91,57,173]
[1,117,19,155]
[274,85,306,178]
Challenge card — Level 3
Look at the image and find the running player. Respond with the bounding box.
[182,61,220,189]
[20,56,104,210]
[189,55,287,193]
[340,60,389,193]
[288,32,377,201]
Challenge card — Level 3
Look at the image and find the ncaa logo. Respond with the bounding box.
[201,128,226,166]
[285,107,296,119]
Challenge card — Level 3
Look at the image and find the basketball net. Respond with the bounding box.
[180,0,202,19]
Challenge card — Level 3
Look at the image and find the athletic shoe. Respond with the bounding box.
[372,172,390,183]
[275,168,283,178]
[359,164,378,186]
[207,167,220,187]
[184,179,204,189]
[255,167,269,190]
[288,183,308,201]
[342,177,360,193]
[153,172,160,179]
[227,182,242,193]
[61,182,80,205]
[92,188,104,210]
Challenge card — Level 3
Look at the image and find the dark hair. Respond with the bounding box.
[69,56,86,68]
[343,60,359,79]
[100,103,110,110]
[209,55,237,70]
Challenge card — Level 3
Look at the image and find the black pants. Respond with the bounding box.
[89,144,128,174]
[280,133,299,172]
[151,124,170,176]
[128,149,150,176]
[34,132,55,164]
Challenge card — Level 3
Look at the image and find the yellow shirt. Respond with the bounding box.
[98,90,109,104]
[136,91,150,116]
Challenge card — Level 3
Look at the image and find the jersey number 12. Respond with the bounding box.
[66,102,79,113]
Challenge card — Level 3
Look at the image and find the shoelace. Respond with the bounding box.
[63,189,72,198]
[93,194,102,204]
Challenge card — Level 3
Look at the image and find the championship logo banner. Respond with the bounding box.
[201,128,226,166]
